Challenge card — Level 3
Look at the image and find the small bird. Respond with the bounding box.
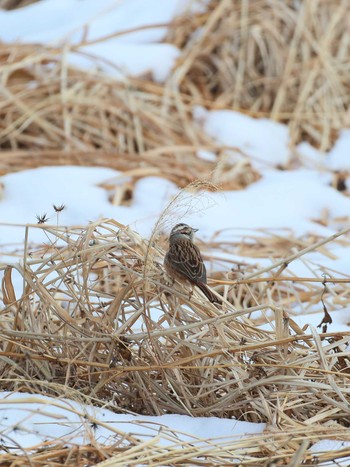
[164,223,220,303]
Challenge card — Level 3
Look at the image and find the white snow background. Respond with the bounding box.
[0,0,350,463]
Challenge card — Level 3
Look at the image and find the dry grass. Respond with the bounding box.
[0,216,349,464]
[0,0,350,464]
[167,0,350,150]
[0,42,260,190]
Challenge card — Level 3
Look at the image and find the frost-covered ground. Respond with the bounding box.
[0,0,350,462]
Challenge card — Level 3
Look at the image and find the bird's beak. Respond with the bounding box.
[193,228,199,232]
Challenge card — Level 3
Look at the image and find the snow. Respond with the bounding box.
[0,392,265,450]
[326,129,350,171]
[297,141,326,169]
[310,440,350,466]
[0,0,195,82]
[260,306,350,334]
[293,307,350,332]
[298,130,350,172]
[197,149,217,162]
[0,167,177,245]
[189,169,350,238]
[194,107,291,167]
[73,42,180,82]
[1,0,350,461]
[0,0,191,44]
[1,166,349,247]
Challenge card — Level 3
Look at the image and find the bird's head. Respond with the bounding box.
[169,223,198,241]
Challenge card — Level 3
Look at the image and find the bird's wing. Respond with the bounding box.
[167,237,207,283]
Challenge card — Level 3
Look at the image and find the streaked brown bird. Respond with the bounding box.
[164,223,220,303]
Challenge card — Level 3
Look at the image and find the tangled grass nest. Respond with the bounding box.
[0,215,350,464]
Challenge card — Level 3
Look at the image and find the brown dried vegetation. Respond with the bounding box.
[1,0,350,464]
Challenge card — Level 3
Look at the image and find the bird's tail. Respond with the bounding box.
[196,282,221,304]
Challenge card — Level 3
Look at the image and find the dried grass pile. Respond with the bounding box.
[1,1,349,170]
[167,0,350,150]
[0,44,196,179]
[1,0,350,464]
[0,217,349,464]
[0,42,260,190]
